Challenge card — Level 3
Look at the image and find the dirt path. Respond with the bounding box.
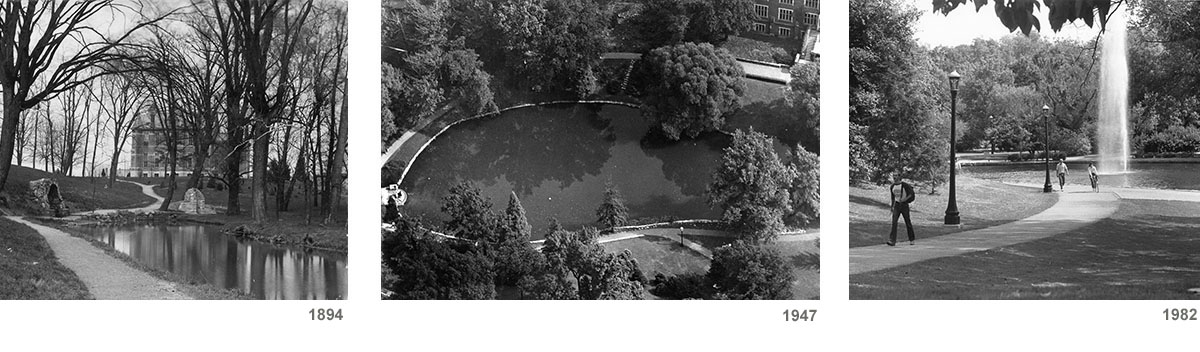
[6,216,191,299]
[850,191,1120,275]
[10,179,190,299]
[73,180,163,216]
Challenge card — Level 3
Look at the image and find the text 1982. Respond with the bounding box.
[1163,308,1197,321]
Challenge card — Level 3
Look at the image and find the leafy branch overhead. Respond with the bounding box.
[932,0,1119,34]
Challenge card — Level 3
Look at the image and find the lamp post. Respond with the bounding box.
[945,71,961,225]
[1042,105,1053,193]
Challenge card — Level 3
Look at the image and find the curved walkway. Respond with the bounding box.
[73,180,164,216]
[849,191,1120,275]
[8,179,190,299]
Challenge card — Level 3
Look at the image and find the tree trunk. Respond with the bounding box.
[252,120,269,222]
[324,83,348,224]
[0,87,21,190]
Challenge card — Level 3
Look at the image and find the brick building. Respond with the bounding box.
[748,0,820,60]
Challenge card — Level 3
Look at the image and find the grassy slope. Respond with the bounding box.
[851,200,1200,299]
[849,177,1058,247]
[0,217,91,299]
[4,165,152,213]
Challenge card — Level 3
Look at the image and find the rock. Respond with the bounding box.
[28,178,68,217]
[177,188,215,215]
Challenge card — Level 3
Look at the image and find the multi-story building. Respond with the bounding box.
[749,0,820,61]
[119,104,249,179]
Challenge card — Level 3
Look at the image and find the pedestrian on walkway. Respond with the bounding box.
[1055,159,1069,191]
[887,173,916,246]
[1088,163,1099,193]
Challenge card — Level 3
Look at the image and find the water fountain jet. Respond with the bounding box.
[1098,9,1130,174]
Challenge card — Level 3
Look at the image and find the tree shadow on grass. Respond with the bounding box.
[790,251,820,271]
[849,194,889,209]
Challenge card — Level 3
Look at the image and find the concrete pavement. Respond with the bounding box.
[849,191,1120,275]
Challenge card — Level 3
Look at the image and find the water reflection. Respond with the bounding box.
[80,225,347,300]
[401,104,726,235]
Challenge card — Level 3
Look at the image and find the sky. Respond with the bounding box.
[912,0,1108,48]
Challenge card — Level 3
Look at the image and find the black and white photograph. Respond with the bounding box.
[381,0,821,300]
[0,0,348,300]
[849,0,1200,299]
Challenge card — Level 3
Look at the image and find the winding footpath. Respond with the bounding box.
[8,180,191,299]
[850,183,1200,275]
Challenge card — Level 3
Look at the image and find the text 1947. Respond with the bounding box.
[783,309,817,322]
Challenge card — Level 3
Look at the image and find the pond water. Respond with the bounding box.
[962,162,1200,191]
[397,104,781,238]
[79,225,347,300]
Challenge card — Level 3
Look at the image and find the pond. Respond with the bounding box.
[395,104,782,238]
[962,161,1200,191]
[79,225,347,300]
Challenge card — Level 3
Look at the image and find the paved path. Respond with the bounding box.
[6,216,190,299]
[849,191,1120,275]
[381,131,417,168]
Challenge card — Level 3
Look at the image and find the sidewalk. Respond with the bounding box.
[849,191,1119,275]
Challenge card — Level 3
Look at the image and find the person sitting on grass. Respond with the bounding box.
[887,173,916,246]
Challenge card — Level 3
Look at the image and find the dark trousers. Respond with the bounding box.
[1057,173,1066,189]
[889,203,914,243]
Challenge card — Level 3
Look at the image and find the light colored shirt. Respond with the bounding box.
[892,183,906,203]
[1056,162,1068,175]
[1088,165,1098,176]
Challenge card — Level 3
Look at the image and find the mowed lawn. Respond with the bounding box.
[770,239,820,300]
[604,234,820,300]
[851,199,1200,299]
[850,177,1057,247]
[603,236,710,277]
[0,217,90,299]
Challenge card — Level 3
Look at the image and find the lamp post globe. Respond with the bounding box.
[1042,105,1054,193]
[945,71,962,225]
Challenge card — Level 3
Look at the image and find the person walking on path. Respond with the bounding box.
[1088,163,1099,193]
[887,174,916,246]
[1055,159,1069,191]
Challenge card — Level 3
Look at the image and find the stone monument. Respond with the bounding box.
[178,187,215,214]
[28,178,68,217]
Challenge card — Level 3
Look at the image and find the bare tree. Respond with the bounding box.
[91,74,147,188]
[221,0,314,222]
[0,1,169,191]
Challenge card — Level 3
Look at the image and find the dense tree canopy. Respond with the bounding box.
[637,42,744,140]
[707,242,794,300]
[708,128,795,243]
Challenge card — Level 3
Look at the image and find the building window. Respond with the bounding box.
[753,22,769,33]
[779,27,792,38]
[804,12,819,27]
[778,8,794,22]
[779,0,795,5]
[805,0,818,8]
[754,4,768,18]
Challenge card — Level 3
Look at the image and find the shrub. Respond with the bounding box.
[649,272,710,299]
[1141,125,1200,154]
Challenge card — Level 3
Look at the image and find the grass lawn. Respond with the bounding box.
[851,199,1200,299]
[849,176,1057,248]
[4,165,153,213]
[768,239,820,300]
[603,236,710,277]
[0,217,91,299]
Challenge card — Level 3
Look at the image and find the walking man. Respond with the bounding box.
[887,174,916,246]
[1055,159,1069,191]
[1088,163,1099,193]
